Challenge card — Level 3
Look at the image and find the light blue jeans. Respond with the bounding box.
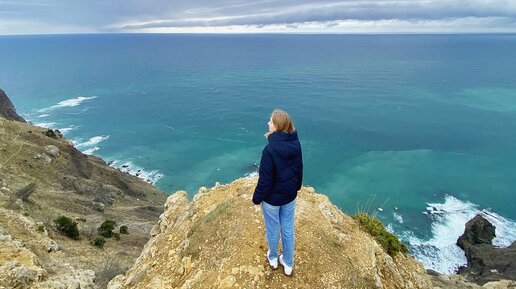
[261,199,296,268]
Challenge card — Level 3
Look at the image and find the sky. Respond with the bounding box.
[0,0,515,35]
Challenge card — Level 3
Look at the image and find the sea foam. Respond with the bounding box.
[75,135,110,149]
[58,125,79,135]
[83,146,100,155]
[405,195,516,274]
[109,160,164,185]
[38,96,97,112]
[33,122,58,129]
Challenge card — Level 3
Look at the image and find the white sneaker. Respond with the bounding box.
[279,254,293,276]
[267,250,278,269]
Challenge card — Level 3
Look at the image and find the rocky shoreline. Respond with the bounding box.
[457,215,516,284]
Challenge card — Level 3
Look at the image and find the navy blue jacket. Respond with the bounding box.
[252,130,303,206]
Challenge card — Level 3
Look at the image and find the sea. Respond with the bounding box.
[1,34,515,274]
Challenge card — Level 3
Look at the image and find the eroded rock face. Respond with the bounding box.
[108,178,433,289]
[0,212,97,289]
[0,89,26,123]
[457,214,516,285]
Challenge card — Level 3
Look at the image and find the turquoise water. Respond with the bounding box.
[1,34,515,273]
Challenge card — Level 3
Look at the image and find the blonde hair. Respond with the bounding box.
[266,109,295,138]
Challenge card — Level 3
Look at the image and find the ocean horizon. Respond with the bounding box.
[1,33,515,274]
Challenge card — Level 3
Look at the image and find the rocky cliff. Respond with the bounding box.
[0,90,167,288]
[0,89,26,123]
[108,178,433,289]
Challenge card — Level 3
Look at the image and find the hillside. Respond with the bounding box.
[0,103,167,288]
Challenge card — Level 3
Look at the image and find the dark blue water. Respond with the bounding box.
[1,34,515,273]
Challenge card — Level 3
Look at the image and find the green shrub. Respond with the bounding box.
[91,236,106,248]
[37,224,45,232]
[43,129,63,139]
[119,225,129,235]
[353,213,408,256]
[113,232,120,241]
[97,220,117,238]
[54,216,80,240]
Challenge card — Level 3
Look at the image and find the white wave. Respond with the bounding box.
[109,160,164,185]
[386,223,394,233]
[83,147,100,155]
[245,171,258,178]
[481,210,516,247]
[33,122,58,129]
[406,195,516,275]
[38,114,50,118]
[38,96,97,112]
[75,135,109,149]
[393,212,404,224]
[58,125,79,135]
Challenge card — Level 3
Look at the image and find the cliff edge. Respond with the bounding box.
[108,178,432,289]
[0,88,26,123]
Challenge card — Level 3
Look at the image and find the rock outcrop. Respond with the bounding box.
[429,273,515,289]
[457,214,516,285]
[108,178,433,289]
[0,89,26,123]
[0,209,96,289]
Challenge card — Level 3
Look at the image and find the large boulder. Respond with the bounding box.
[0,88,26,123]
[457,215,496,247]
[457,214,516,284]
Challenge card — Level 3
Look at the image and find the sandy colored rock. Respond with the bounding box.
[44,145,60,158]
[109,177,433,289]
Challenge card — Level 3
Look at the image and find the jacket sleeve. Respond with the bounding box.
[253,147,274,205]
[297,149,303,191]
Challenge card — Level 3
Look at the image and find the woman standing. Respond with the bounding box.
[252,109,303,276]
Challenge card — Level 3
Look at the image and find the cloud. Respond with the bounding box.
[121,17,516,34]
[0,0,515,34]
[113,0,516,33]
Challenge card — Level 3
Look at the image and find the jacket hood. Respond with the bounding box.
[267,131,301,159]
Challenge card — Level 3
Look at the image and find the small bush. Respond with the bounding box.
[97,220,117,238]
[37,224,45,232]
[54,216,80,240]
[16,183,37,202]
[353,213,408,256]
[43,129,63,139]
[113,232,120,241]
[91,236,106,248]
[119,225,129,235]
